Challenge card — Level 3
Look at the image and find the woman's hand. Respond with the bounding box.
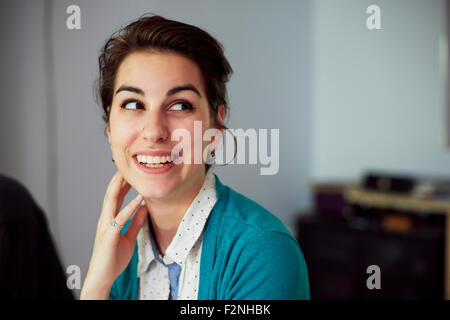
[80,171,148,300]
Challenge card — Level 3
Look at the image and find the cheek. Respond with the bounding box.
[171,118,213,164]
[110,121,139,157]
[167,121,195,165]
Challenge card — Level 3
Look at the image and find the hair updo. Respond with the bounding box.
[97,14,232,126]
[96,15,233,171]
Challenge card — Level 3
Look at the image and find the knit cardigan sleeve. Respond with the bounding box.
[220,230,310,300]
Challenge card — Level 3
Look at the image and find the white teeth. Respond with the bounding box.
[136,154,173,164]
[144,163,165,168]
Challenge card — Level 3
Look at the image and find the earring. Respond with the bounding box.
[112,158,115,163]
[206,148,216,165]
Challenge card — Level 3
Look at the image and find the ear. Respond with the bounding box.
[106,106,112,145]
[209,105,226,150]
[216,105,226,132]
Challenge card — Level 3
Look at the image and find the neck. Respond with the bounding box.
[145,171,207,256]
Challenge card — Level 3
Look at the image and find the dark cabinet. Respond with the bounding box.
[296,214,445,299]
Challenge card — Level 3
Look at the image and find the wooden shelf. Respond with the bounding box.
[344,185,450,214]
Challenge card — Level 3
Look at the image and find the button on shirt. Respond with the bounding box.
[136,170,217,300]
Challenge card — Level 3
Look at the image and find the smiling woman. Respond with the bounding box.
[80,15,310,300]
[107,51,216,200]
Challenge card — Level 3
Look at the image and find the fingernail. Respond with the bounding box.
[135,194,143,201]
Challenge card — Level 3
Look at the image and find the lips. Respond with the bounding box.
[133,155,175,174]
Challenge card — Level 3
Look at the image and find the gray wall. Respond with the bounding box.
[311,0,450,180]
[0,1,55,231]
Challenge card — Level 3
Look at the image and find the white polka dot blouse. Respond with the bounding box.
[136,170,217,300]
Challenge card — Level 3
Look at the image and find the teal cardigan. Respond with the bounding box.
[109,174,310,300]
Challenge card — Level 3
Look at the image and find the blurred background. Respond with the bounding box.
[0,0,449,299]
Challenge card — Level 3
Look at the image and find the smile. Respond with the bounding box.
[133,153,176,174]
[136,155,173,167]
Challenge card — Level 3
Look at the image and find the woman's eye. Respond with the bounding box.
[121,101,144,110]
[170,101,194,111]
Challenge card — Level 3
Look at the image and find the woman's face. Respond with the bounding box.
[107,51,223,200]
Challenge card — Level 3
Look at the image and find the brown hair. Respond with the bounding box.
[97,15,233,170]
[97,14,232,126]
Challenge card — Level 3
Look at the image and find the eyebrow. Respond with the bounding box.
[167,84,202,98]
[115,84,202,98]
[115,85,144,96]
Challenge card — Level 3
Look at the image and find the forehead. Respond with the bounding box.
[115,51,205,95]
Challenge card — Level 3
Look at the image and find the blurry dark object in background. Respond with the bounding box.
[298,171,448,299]
[413,179,450,201]
[0,175,73,300]
[363,172,416,194]
[311,182,354,219]
[380,213,413,233]
[297,212,444,299]
[356,171,450,201]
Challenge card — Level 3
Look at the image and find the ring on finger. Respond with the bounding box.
[111,220,124,229]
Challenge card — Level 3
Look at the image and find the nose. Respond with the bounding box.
[141,110,169,143]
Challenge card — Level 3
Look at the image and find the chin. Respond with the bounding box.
[136,180,176,200]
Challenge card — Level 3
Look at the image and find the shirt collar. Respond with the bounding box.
[137,170,217,277]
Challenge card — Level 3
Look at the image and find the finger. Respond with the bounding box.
[116,180,132,207]
[97,172,120,223]
[124,205,148,242]
[113,194,144,228]
[103,172,129,221]
[102,171,121,209]
[103,171,120,200]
